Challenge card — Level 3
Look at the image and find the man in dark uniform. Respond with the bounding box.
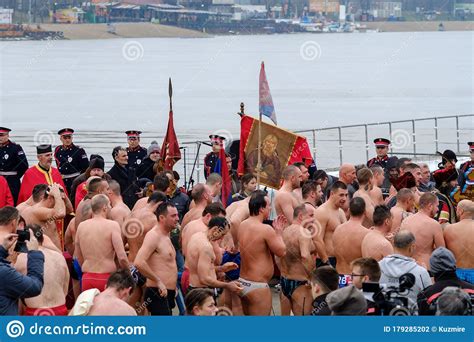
[0,127,29,204]
[367,138,398,199]
[458,142,474,188]
[54,128,89,194]
[126,130,147,169]
[203,135,223,180]
[108,146,140,209]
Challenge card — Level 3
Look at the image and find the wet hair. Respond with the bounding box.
[330,181,347,193]
[311,266,339,292]
[373,205,391,226]
[249,190,268,216]
[147,191,167,204]
[202,203,226,217]
[155,202,176,220]
[357,168,373,185]
[191,183,207,202]
[302,180,319,199]
[0,206,19,226]
[112,146,126,159]
[206,173,222,186]
[106,269,136,292]
[91,194,109,214]
[108,180,121,196]
[419,192,438,209]
[153,174,170,192]
[241,173,256,188]
[351,257,381,282]
[396,188,414,203]
[293,204,307,220]
[292,162,307,171]
[208,216,229,234]
[185,288,215,315]
[349,197,366,217]
[393,231,415,249]
[32,184,49,203]
[27,224,43,244]
[282,165,299,180]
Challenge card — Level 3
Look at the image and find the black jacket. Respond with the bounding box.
[417,271,474,315]
[107,163,139,209]
[312,293,331,315]
[136,157,155,182]
[0,246,44,315]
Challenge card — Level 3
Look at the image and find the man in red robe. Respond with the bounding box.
[18,144,69,250]
[0,175,13,208]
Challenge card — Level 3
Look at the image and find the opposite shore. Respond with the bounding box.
[8,20,474,40]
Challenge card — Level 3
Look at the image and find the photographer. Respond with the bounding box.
[350,257,381,315]
[0,206,45,315]
[379,231,432,311]
[417,247,474,315]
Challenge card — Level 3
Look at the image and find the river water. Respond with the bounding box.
[0,31,472,175]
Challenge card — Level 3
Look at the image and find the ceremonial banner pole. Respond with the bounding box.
[169,77,173,111]
[257,112,262,187]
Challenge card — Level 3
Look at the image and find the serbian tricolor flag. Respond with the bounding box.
[161,109,181,170]
[237,115,313,189]
[259,62,277,125]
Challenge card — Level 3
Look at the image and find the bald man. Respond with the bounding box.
[107,180,131,229]
[390,188,415,234]
[401,193,445,269]
[338,163,357,199]
[181,184,212,228]
[275,165,303,224]
[444,200,474,283]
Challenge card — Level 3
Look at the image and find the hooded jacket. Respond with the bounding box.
[379,254,432,309]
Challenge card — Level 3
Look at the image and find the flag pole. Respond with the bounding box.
[169,77,173,111]
[257,112,262,187]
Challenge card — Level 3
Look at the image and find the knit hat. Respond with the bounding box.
[89,157,105,171]
[147,141,161,157]
[430,247,456,275]
[326,285,367,316]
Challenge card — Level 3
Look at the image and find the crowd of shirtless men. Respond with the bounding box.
[0,137,473,316]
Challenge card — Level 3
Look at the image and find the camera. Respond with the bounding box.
[14,228,30,253]
[362,273,416,316]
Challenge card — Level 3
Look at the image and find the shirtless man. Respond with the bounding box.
[292,162,310,201]
[182,203,226,257]
[181,184,212,228]
[361,205,394,261]
[275,165,302,223]
[369,165,385,205]
[443,200,474,283]
[75,194,129,292]
[390,188,415,234]
[15,225,69,316]
[131,174,169,212]
[237,190,286,316]
[353,168,375,227]
[278,204,315,315]
[87,269,137,316]
[135,202,179,315]
[400,192,445,269]
[21,184,66,250]
[186,216,242,294]
[333,197,369,287]
[302,180,323,209]
[338,163,357,199]
[16,184,48,216]
[125,191,166,312]
[75,177,109,231]
[107,180,131,229]
[314,181,348,268]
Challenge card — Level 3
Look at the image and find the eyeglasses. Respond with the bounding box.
[350,273,365,278]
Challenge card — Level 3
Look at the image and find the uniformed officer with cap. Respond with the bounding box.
[0,127,29,204]
[126,130,147,169]
[458,142,474,188]
[204,135,225,179]
[367,138,397,170]
[54,128,89,194]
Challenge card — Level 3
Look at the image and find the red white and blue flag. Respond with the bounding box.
[259,62,277,125]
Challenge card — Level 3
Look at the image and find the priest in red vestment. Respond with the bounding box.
[18,144,68,203]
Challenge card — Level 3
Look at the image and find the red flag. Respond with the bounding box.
[161,110,181,170]
[219,140,231,207]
